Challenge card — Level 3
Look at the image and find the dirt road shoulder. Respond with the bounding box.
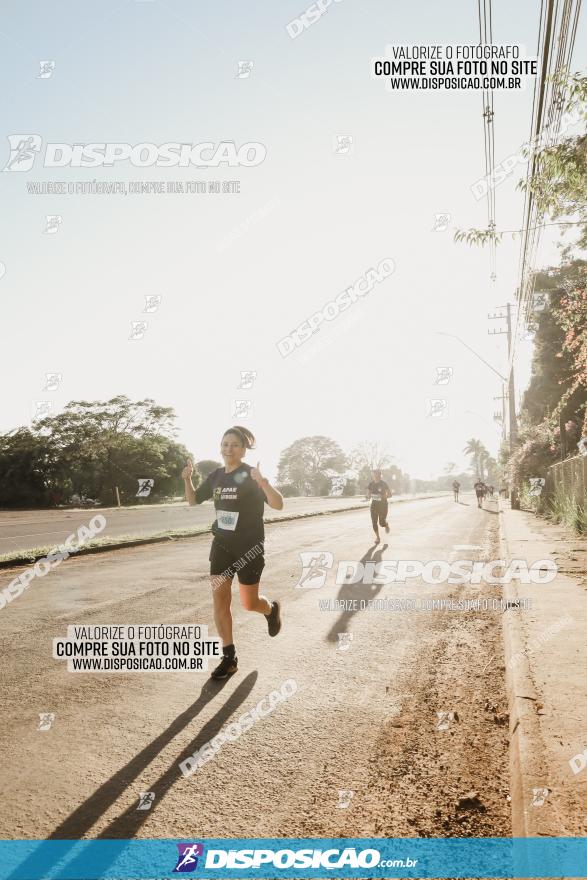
[499,501,587,837]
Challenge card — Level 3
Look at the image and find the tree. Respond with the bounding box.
[455,72,587,254]
[517,72,587,254]
[34,397,191,504]
[0,429,53,508]
[550,263,587,429]
[479,449,491,481]
[463,438,488,478]
[0,397,194,508]
[463,438,495,479]
[483,454,499,485]
[454,72,587,505]
[522,262,586,426]
[507,418,559,488]
[196,459,222,479]
[276,436,346,496]
[277,483,299,498]
[350,442,393,472]
[351,443,399,495]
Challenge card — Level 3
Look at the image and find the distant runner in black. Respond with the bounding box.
[474,478,486,508]
[367,469,391,544]
[182,426,284,681]
[452,480,461,502]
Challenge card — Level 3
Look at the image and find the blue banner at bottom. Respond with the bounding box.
[0,837,586,879]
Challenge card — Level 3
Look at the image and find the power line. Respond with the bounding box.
[509,0,582,377]
[478,0,498,282]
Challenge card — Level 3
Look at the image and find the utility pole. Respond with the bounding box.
[493,386,507,441]
[488,304,519,507]
[488,305,518,452]
[506,303,518,448]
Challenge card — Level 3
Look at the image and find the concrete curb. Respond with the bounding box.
[0,493,450,571]
[497,498,560,837]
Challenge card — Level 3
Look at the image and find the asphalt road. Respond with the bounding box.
[0,494,510,863]
[0,494,443,555]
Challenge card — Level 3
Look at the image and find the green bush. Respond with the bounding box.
[547,485,587,534]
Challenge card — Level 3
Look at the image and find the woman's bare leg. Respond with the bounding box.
[212,577,234,646]
[238,582,271,615]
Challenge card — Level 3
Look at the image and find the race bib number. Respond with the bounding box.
[371,494,382,502]
[217,509,239,531]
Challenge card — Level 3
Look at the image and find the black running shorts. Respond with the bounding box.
[209,538,265,586]
[370,501,388,529]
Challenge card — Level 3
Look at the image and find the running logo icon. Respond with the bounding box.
[136,478,154,498]
[37,61,55,79]
[43,373,62,391]
[143,295,162,313]
[330,475,346,496]
[4,134,42,171]
[336,789,354,808]
[136,791,155,810]
[531,787,550,807]
[296,551,333,588]
[532,291,548,311]
[232,399,252,418]
[43,215,62,235]
[33,401,53,419]
[173,843,204,872]
[37,712,55,731]
[427,398,448,418]
[238,370,257,389]
[432,212,451,231]
[333,134,353,155]
[129,321,148,340]
[528,477,545,497]
[434,366,453,385]
[435,710,457,731]
[236,61,254,78]
[337,632,353,653]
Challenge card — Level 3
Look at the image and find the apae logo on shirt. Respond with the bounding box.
[214,486,238,502]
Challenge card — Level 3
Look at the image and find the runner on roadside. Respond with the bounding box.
[473,478,486,508]
[452,479,461,502]
[366,469,391,544]
[182,425,284,681]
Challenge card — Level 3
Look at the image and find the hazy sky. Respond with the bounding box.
[0,0,584,481]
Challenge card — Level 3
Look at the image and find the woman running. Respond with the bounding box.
[182,426,284,680]
[366,469,391,544]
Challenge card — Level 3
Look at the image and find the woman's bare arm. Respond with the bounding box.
[250,463,284,510]
[182,460,197,506]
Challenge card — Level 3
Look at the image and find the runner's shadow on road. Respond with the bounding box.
[94,673,259,840]
[324,543,388,644]
[49,672,257,840]
[6,674,259,880]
